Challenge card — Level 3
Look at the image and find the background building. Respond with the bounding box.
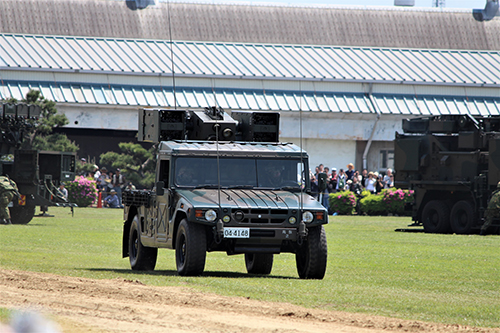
[0,0,499,172]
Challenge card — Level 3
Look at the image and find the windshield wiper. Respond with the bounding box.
[193,184,220,189]
[271,185,301,191]
[227,185,254,189]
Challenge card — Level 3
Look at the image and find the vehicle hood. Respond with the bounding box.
[176,188,324,210]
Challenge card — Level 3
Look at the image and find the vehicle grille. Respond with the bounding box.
[232,208,288,224]
[122,190,151,208]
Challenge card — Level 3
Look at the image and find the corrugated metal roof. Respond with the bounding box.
[0,80,373,113]
[1,34,499,86]
[372,94,500,116]
[0,0,499,51]
[2,80,498,116]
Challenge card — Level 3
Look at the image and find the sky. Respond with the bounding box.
[162,0,488,9]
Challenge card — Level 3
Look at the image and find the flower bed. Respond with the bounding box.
[329,191,357,215]
[66,176,98,207]
[382,188,414,215]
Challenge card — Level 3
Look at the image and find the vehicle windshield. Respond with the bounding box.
[174,157,307,190]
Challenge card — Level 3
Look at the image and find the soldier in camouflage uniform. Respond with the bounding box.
[481,181,500,235]
[0,176,19,225]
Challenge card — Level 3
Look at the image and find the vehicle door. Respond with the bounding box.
[155,158,170,244]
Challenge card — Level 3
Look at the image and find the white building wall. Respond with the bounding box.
[281,137,357,174]
[58,104,140,130]
[279,112,402,141]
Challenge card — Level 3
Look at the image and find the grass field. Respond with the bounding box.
[0,207,499,328]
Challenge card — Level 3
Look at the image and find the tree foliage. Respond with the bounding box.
[100,142,155,188]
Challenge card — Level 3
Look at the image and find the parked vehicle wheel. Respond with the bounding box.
[422,200,451,233]
[129,215,158,271]
[295,225,327,280]
[175,219,206,276]
[244,253,273,275]
[9,204,35,225]
[450,200,475,234]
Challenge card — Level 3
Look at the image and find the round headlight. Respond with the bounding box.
[205,209,217,222]
[222,215,231,223]
[288,216,297,224]
[223,128,233,139]
[302,211,314,223]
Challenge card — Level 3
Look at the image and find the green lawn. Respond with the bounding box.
[0,207,498,328]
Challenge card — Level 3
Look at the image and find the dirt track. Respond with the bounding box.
[0,269,498,333]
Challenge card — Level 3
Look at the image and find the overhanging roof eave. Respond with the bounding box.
[1,66,497,89]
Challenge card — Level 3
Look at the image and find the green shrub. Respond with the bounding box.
[382,188,414,215]
[359,193,386,216]
[66,176,98,207]
[329,191,357,215]
[360,190,372,198]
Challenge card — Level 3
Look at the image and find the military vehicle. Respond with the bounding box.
[395,114,500,234]
[122,107,328,278]
[1,103,77,224]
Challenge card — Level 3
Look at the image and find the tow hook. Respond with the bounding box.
[216,219,224,238]
[298,221,307,245]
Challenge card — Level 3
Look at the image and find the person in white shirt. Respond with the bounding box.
[365,172,376,193]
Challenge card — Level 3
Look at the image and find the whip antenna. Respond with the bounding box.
[167,0,177,109]
[213,107,223,240]
[299,82,304,213]
[210,80,223,223]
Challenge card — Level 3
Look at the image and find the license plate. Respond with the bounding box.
[223,227,250,238]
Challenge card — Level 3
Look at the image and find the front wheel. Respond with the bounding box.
[245,253,273,275]
[175,219,206,276]
[296,225,327,280]
[422,200,451,234]
[9,204,36,225]
[129,216,158,271]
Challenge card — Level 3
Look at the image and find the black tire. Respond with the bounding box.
[128,216,158,271]
[491,226,500,235]
[9,205,36,225]
[175,219,206,276]
[421,200,451,234]
[450,200,475,234]
[245,253,274,275]
[296,225,327,280]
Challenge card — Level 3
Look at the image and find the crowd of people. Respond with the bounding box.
[310,163,395,211]
[80,161,135,208]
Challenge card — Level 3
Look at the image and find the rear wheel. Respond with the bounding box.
[129,215,158,271]
[175,219,206,276]
[245,253,273,275]
[450,200,475,234]
[422,200,451,234]
[296,225,327,280]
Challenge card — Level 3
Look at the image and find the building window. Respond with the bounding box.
[379,150,394,170]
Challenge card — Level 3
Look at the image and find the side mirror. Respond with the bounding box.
[318,173,327,192]
[156,181,165,196]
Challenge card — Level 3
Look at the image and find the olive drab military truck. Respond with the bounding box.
[0,103,77,224]
[395,114,500,234]
[122,107,328,278]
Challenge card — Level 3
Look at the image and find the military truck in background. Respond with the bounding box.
[1,103,77,224]
[122,107,328,278]
[395,114,500,234]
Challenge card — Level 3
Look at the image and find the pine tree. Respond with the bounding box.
[22,90,78,152]
[100,142,155,188]
[2,89,78,152]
